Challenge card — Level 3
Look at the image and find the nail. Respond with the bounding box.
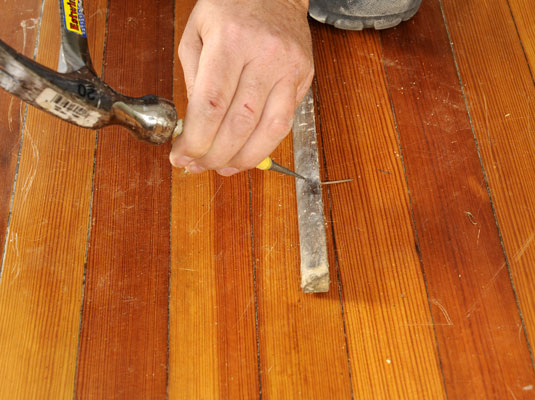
[186,164,205,174]
[171,155,193,168]
[218,167,240,176]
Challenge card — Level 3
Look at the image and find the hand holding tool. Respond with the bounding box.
[0,0,301,178]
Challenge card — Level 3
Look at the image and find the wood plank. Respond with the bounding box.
[508,0,535,71]
[0,0,107,398]
[494,0,535,368]
[250,136,352,396]
[169,171,259,399]
[310,23,446,399]
[0,0,42,261]
[74,1,173,398]
[380,0,535,397]
[169,1,260,397]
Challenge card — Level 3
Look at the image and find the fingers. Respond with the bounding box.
[170,34,243,168]
[219,77,298,175]
[170,0,314,175]
[189,60,274,173]
[177,22,202,98]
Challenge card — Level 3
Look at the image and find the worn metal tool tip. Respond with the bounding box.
[269,160,306,180]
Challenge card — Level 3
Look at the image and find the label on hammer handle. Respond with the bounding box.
[36,88,100,127]
[61,0,87,37]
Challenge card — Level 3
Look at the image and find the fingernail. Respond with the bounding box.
[186,164,205,174]
[171,155,193,168]
[218,167,240,176]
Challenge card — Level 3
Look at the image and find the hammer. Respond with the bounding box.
[0,1,182,145]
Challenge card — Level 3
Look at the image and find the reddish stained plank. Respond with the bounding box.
[0,0,42,253]
[75,0,174,397]
[380,0,535,397]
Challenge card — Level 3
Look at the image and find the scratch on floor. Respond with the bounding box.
[513,231,535,262]
[262,238,279,264]
[237,295,254,324]
[7,97,14,133]
[188,182,223,235]
[430,298,453,326]
[19,18,38,55]
[466,261,507,318]
[88,8,105,19]
[9,233,21,286]
[20,130,39,205]
[507,385,518,400]
[482,89,493,148]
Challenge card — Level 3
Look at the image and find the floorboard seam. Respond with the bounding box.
[504,0,535,87]
[166,1,176,398]
[248,171,263,399]
[437,0,535,371]
[72,2,111,398]
[313,76,355,400]
[0,0,46,284]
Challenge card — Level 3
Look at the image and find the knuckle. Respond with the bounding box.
[183,140,211,159]
[199,88,229,119]
[216,22,244,53]
[268,116,293,139]
[230,108,258,134]
[177,41,187,61]
[257,30,287,59]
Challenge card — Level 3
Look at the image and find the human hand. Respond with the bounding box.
[169,0,314,176]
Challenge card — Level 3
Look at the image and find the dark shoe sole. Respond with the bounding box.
[309,0,422,30]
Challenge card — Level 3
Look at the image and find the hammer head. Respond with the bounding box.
[1,34,181,145]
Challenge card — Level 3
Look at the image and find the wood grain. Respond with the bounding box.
[311,23,446,399]
[0,0,42,261]
[74,1,173,398]
[250,137,352,396]
[169,1,260,398]
[508,0,535,72]
[169,171,259,400]
[380,0,535,397]
[0,0,107,398]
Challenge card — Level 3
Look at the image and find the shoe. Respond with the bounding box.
[308,0,422,30]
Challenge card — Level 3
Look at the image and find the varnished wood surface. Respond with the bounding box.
[1,0,535,399]
[311,24,445,398]
[380,0,535,397]
[75,1,174,398]
[440,0,535,387]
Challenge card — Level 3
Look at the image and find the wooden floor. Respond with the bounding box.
[1,0,535,398]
